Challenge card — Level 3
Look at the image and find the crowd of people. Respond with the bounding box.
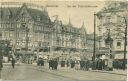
[49,59,58,70]
[113,60,126,69]
[37,58,92,71]
[3,55,125,71]
[36,58,126,71]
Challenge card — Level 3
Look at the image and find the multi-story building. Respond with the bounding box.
[0,3,52,52]
[0,3,87,60]
[85,33,99,60]
[96,1,128,61]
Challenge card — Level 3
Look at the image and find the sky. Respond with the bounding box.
[46,1,105,33]
[0,0,107,33]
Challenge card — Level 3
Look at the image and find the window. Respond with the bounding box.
[106,16,111,23]
[37,16,41,21]
[9,32,13,37]
[117,42,121,46]
[117,16,121,23]
[21,23,26,29]
[117,42,121,49]
[21,12,25,17]
[62,41,64,46]
[7,14,12,19]
[38,27,41,30]
[16,41,20,45]
[110,15,116,23]
[62,27,64,30]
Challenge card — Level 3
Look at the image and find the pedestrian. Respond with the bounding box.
[84,60,87,70]
[98,59,102,70]
[54,59,58,70]
[80,60,84,70]
[11,58,16,69]
[102,60,105,70]
[66,60,70,67]
[70,60,75,68]
[86,60,90,71]
[0,53,3,71]
[75,60,80,70]
[61,60,65,67]
[0,59,3,72]
[51,59,54,70]
[41,58,44,66]
[49,59,52,69]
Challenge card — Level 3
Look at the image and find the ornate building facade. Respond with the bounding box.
[96,1,128,61]
[0,3,87,60]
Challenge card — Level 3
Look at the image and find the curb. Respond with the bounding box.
[90,70,127,76]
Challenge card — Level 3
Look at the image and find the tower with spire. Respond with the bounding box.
[80,21,87,35]
[68,17,73,27]
[43,6,48,17]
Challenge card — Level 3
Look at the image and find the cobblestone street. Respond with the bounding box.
[0,63,126,81]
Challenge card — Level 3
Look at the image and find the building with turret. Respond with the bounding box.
[96,1,128,62]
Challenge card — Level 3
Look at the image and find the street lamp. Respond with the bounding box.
[122,17,127,70]
[105,29,113,57]
[105,29,113,70]
[92,12,96,70]
[93,13,96,62]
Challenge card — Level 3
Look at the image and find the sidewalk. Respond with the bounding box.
[58,67,127,76]
[3,63,11,65]
[3,62,23,66]
[1,64,13,80]
[90,69,127,76]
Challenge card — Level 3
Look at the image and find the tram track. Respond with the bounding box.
[33,66,81,81]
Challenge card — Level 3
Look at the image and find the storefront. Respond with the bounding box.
[114,53,127,69]
[96,47,113,70]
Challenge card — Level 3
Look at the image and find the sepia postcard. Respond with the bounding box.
[0,0,127,81]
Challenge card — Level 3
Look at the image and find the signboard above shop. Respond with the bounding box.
[96,47,110,55]
[114,54,125,60]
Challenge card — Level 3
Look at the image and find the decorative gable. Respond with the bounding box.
[15,4,33,23]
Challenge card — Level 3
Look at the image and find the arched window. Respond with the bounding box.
[21,23,26,28]
[117,41,121,49]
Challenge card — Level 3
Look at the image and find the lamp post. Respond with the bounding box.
[0,43,3,80]
[92,12,96,69]
[25,27,29,52]
[123,17,127,70]
[105,29,113,70]
[0,4,3,80]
